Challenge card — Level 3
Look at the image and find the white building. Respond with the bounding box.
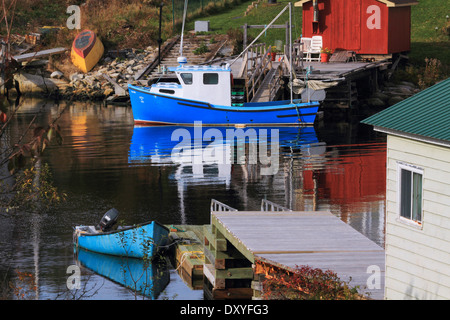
[362,78,450,299]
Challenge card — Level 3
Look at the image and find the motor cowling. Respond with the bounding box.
[98,208,119,232]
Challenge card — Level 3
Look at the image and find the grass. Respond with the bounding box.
[184,0,302,50]
[409,0,450,69]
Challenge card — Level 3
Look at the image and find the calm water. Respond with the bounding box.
[0,98,386,300]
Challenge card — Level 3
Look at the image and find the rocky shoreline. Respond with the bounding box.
[12,46,159,103]
[11,43,421,110]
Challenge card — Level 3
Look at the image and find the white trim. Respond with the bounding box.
[373,126,450,149]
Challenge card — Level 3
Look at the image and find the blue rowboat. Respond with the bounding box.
[128,59,320,126]
[74,210,170,259]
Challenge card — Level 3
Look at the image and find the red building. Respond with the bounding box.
[294,0,418,55]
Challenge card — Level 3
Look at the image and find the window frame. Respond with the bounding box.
[397,162,424,227]
[180,73,193,85]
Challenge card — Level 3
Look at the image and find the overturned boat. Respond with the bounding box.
[70,29,104,73]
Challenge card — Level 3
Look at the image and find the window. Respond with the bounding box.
[159,89,175,94]
[203,73,218,85]
[398,163,423,224]
[180,73,193,85]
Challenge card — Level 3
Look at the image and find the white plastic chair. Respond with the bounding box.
[304,35,322,61]
[300,37,311,60]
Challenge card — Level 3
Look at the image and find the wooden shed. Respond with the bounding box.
[294,0,418,55]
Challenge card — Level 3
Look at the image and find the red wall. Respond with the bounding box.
[388,6,412,53]
[301,0,411,54]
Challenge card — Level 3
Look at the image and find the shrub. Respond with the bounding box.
[261,264,361,300]
[418,58,443,89]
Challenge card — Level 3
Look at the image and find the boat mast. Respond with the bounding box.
[289,2,293,104]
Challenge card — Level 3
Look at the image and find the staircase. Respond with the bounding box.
[136,35,224,81]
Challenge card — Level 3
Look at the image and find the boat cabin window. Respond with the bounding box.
[180,73,193,85]
[203,73,219,85]
[159,89,175,94]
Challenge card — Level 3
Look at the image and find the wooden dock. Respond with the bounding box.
[203,200,385,300]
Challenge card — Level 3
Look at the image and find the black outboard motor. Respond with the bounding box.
[97,208,119,232]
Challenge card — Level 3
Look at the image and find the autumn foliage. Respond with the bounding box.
[259,263,361,300]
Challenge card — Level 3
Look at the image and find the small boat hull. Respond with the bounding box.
[128,85,320,126]
[71,30,104,73]
[74,221,170,259]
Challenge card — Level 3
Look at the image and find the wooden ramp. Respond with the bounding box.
[250,66,277,103]
[209,210,385,300]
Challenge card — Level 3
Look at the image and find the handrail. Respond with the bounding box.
[261,199,292,212]
[211,199,238,212]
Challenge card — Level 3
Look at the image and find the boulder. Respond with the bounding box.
[50,71,64,79]
[388,96,404,106]
[367,97,385,108]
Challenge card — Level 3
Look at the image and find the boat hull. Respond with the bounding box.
[128,85,319,126]
[71,30,104,73]
[74,221,170,259]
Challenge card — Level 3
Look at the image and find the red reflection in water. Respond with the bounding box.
[303,143,387,220]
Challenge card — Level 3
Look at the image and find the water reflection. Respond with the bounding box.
[1,99,387,299]
[75,249,170,300]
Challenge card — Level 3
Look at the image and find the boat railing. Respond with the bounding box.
[210,199,238,212]
[260,199,292,212]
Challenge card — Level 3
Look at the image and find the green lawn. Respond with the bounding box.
[184,0,303,50]
[409,0,450,68]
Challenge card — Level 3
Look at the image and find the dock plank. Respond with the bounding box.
[211,211,385,299]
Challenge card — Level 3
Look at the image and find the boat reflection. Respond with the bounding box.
[75,248,170,299]
[128,125,320,165]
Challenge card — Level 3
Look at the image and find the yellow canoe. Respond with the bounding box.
[71,30,104,73]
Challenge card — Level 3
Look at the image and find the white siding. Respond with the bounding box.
[385,135,450,300]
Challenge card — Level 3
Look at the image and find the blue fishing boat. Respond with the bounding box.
[74,209,170,259]
[128,63,319,126]
[128,2,321,126]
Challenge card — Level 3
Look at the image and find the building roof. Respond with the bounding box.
[294,0,418,7]
[362,78,450,146]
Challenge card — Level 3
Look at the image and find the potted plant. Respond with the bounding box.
[270,45,277,61]
[320,47,332,63]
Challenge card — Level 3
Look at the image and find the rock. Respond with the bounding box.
[388,96,404,106]
[367,97,385,108]
[372,91,389,102]
[70,73,83,82]
[103,88,114,96]
[400,81,416,88]
[83,76,96,86]
[50,71,64,79]
[397,85,414,95]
